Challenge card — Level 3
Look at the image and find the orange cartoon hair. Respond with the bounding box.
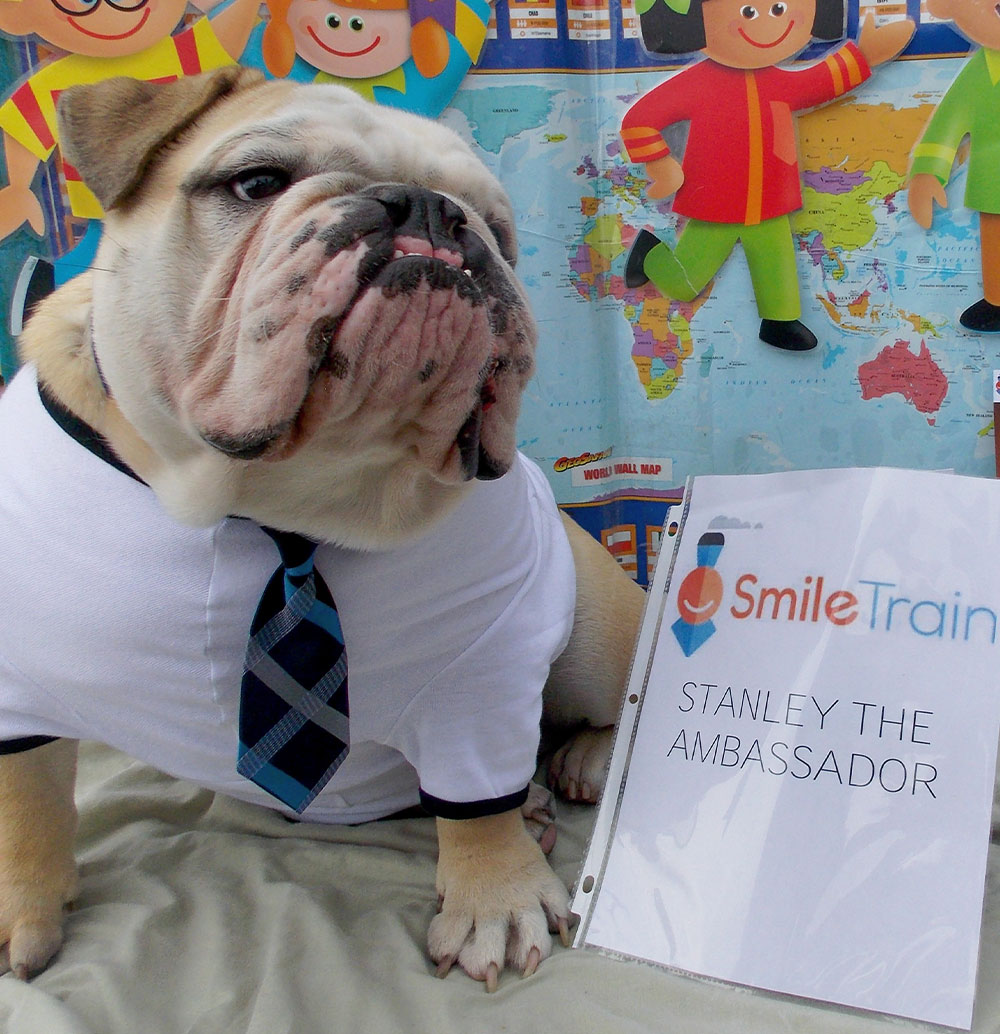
[409,17,449,79]
[262,0,297,78]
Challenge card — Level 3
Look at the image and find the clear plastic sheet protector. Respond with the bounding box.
[572,466,1000,1030]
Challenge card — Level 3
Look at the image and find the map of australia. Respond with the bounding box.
[858,339,949,424]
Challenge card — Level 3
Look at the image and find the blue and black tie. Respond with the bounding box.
[238,528,349,814]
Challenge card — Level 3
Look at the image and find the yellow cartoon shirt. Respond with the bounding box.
[0,17,234,219]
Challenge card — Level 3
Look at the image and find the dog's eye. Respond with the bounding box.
[229,168,291,202]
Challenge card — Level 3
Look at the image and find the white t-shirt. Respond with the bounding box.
[0,367,575,824]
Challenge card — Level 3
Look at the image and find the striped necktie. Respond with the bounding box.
[237,528,349,814]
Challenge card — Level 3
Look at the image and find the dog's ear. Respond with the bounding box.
[57,67,266,212]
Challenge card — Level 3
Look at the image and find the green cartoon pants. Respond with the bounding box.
[643,214,801,321]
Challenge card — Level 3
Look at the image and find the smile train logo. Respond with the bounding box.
[671,531,725,656]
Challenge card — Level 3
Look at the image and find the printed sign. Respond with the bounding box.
[573,466,1000,1030]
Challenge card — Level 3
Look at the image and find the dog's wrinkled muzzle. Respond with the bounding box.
[180,184,533,479]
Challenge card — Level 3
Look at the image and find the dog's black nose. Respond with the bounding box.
[365,186,467,249]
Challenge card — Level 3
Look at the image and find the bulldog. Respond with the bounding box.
[0,69,644,991]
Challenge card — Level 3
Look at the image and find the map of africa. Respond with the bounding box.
[443,58,1000,503]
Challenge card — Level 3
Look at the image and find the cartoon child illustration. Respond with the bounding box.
[0,0,260,307]
[907,0,1000,333]
[242,0,491,118]
[621,0,913,351]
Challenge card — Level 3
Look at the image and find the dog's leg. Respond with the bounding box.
[0,738,79,978]
[430,809,571,990]
[543,516,646,803]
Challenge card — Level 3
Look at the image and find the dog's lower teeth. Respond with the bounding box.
[390,249,472,276]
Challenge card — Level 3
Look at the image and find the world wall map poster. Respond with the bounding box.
[0,0,992,585]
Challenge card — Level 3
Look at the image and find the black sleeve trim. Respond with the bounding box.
[0,735,60,755]
[418,784,531,820]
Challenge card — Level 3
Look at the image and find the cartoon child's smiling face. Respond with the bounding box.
[13,0,188,58]
[287,0,412,77]
[927,0,1000,49]
[701,0,816,68]
[676,566,724,625]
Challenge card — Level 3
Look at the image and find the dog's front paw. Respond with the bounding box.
[0,867,76,979]
[547,725,614,803]
[430,811,572,991]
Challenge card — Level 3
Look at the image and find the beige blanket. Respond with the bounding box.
[2,741,999,1033]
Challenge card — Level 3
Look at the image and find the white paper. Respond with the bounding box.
[574,466,1000,1030]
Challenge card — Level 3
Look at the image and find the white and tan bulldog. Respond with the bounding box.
[0,69,643,991]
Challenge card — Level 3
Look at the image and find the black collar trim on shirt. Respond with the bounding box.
[37,380,146,486]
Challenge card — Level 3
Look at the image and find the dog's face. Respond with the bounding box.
[55,70,535,547]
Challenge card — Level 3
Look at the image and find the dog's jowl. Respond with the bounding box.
[0,70,644,990]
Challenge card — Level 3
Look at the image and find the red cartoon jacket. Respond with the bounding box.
[621,41,871,226]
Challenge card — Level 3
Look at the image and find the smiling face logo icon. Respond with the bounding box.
[671,531,725,656]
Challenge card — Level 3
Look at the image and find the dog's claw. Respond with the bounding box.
[12,964,28,982]
[558,916,571,947]
[522,946,541,978]
[435,955,455,979]
[485,962,499,993]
